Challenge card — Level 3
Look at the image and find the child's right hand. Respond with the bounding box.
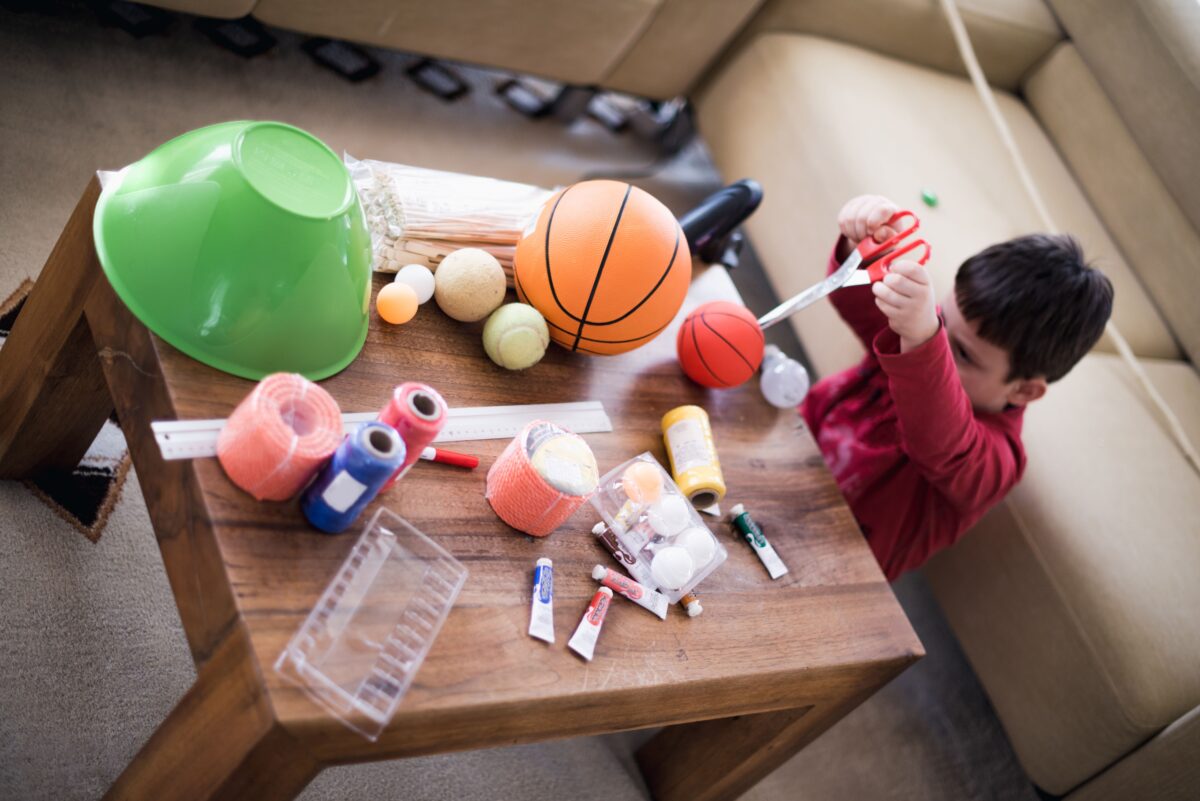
[836,195,900,260]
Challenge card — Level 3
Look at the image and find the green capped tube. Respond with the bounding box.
[730,503,789,580]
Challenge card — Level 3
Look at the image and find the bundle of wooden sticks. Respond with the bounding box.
[349,157,555,286]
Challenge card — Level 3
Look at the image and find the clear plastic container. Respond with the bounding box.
[274,508,468,741]
[590,453,727,603]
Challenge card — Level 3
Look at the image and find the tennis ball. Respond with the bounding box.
[483,303,549,370]
[394,263,436,304]
[434,248,507,322]
[376,282,419,324]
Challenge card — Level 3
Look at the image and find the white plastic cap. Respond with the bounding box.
[592,522,607,535]
[536,557,553,568]
[730,503,745,516]
[591,564,607,580]
[598,586,614,597]
[686,600,703,617]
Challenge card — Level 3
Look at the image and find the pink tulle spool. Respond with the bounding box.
[485,421,596,537]
[216,373,344,501]
[378,382,448,489]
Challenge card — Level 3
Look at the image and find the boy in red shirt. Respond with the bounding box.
[802,195,1113,579]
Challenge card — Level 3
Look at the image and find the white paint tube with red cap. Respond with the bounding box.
[568,587,613,661]
[591,564,668,620]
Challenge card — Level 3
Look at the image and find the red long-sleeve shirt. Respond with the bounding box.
[800,245,1026,579]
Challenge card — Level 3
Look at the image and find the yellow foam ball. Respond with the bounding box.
[376,282,419,325]
[622,460,664,504]
[434,248,507,322]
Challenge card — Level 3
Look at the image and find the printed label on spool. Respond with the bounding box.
[321,471,368,513]
[524,422,598,497]
[541,454,585,493]
[667,419,713,473]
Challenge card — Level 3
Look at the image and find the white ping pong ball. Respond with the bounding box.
[394,263,436,305]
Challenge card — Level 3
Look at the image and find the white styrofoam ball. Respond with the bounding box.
[651,547,694,590]
[677,526,716,567]
[647,495,690,537]
[394,263,436,305]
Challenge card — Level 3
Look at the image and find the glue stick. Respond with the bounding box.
[661,405,726,509]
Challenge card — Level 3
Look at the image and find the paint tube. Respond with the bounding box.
[591,522,657,589]
[591,564,668,620]
[568,587,613,661]
[730,503,788,579]
[528,558,555,643]
[679,591,703,617]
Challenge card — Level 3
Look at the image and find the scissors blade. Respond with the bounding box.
[757,249,863,330]
[840,270,873,287]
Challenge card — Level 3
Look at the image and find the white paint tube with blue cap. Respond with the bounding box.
[529,558,555,643]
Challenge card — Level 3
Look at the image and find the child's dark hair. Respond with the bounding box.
[955,234,1113,382]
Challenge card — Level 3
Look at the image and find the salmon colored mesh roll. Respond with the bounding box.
[216,373,344,501]
[485,421,598,537]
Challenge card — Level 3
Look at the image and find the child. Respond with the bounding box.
[802,195,1113,579]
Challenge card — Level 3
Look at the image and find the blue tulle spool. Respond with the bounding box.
[302,422,406,533]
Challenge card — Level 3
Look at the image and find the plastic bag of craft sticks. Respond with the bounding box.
[346,155,555,286]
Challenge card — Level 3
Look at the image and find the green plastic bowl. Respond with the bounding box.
[93,121,371,381]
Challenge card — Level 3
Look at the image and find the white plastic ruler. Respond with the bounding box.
[151,400,612,461]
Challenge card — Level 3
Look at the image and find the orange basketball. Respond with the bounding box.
[514,180,690,355]
[677,301,765,388]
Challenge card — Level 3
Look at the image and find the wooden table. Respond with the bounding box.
[0,179,922,801]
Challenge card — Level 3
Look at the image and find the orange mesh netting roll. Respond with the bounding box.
[485,420,600,537]
[216,373,344,501]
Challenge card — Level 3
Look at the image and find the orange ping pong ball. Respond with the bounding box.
[376,282,419,325]
[622,461,663,504]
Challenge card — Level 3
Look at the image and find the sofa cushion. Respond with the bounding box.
[603,0,764,99]
[1025,43,1200,367]
[1046,0,1200,241]
[924,353,1200,794]
[695,34,1180,377]
[253,0,660,86]
[1068,704,1200,801]
[140,0,256,17]
[737,0,1062,91]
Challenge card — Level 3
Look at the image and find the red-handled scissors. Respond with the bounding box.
[757,210,932,330]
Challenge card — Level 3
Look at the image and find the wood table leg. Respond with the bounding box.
[0,178,112,478]
[104,625,320,801]
[637,688,880,801]
[84,276,240,668]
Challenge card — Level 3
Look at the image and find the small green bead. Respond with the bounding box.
[921,188,939,208]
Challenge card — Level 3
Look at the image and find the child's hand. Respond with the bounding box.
[837,195,900,258]
[872,261,940,352]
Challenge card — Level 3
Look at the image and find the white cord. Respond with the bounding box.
[939,0,1200,474]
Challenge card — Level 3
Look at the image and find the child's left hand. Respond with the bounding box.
[872,260,940,352]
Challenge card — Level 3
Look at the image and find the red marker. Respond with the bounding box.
[418,446,479,470]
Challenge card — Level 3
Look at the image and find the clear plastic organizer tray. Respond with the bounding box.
[590,453,727,603]
[275,508,468,741]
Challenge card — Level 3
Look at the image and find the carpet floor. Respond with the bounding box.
[0,4,1038,800]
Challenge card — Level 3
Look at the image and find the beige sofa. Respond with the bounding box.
[695,1,1200,799]
[134,0,1200,797]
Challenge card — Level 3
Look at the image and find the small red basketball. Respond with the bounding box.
[677,301,765,388]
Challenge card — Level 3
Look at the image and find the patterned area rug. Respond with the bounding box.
[1,280,130,542]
